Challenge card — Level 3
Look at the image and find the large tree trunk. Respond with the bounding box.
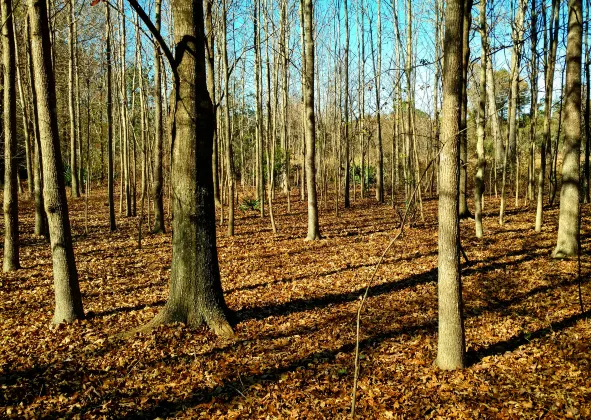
[303,0,321,240]
[584,0,591,203]
[28,0,84,322]
[149,0,232,337]
[436,0,465,370]
[2,0,20,272]
[152,0,165,233]
[552,0,583,258]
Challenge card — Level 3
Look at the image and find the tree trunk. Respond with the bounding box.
[26,16,47,237]
[151,0,166,233]
[303,0,321,240]
[68,0,80,198]
[474,0,487,239]
[28,0,84,322]
[535,0,559,232]
[343,0,350,208]
[149,0,233,337]
[458,0,473,219]
[553,0,583,258]
[106,4,116,231]
[436,0,465,370]
[222,0,234,236]
[2,0,20,271]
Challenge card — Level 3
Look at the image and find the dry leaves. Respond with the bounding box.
[0,189,590,418]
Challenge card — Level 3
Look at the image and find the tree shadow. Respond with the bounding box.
[226,250,437,294]
[234,267,438,322]
[466,309,591,366]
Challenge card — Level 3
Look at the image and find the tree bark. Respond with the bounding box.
[475,0,487,239]
[68,0,80,198]
[152,0,166,233]
[28,0,84,322]
[458,0,473,219]
[106,4,116,231]
[552,0,583,258]
[149,0,233,337]
[436,0,465,370]
[302,0,321,240]
[2,0,20,271]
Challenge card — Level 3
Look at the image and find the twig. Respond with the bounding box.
[351,154,438,417]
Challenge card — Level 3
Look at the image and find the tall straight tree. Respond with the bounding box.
[68,0,80,198]
[553,0,583,258]
[106,3,116,231]
[458,0,473,218]
[302,0,321,240]
[374,0,384,203]
[147,0,233,336]
[152,0,165,233]
[28,0,84,322]
[343,0,350,208]
[436,0,465,370]
[535,0,559,232]
[474,0,487,238]
[2,0,20,272]
[221,0,234,236]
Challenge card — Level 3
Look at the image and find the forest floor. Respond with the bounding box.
[1,187,591,419]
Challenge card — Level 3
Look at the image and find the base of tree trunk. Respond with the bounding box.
[135,306,235,339]
[305,233,322,241]
[458,210,473,220]
[551,245,578,259]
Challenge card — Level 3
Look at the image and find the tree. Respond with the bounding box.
[146,0,233,336]
[28,0,84,322]
[106,3,116,231]
[69,0,80,198]
[303,0,321,240]
[152,0,165,233]
[436,0,465,370]
[552,0,583,258]
[474,0,487,239]
[2,0,20,272]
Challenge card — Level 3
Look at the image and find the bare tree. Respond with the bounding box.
[28,0,84,322]
[552,0,583,258]
[436,0,466,370]
[2,0,20,271]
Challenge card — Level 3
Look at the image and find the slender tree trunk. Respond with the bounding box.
[151,0,166,233]
[303,0,321,240]
[204,0,221,208]
[14,21,33,200]
[106,4,116,231]
[475,0,487,238]
[535,0,559,232]
[68,0,80,198]
[553,0,582,258]
[584,0,591,203]
[374,0,384,203]
[222,0,234,236]
[26,16,47,237]
[28,0,84,322]
[343,0,350,208]
[2,0,20,271]
[436,0,465,370]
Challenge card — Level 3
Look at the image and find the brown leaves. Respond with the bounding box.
[1,191,591,418]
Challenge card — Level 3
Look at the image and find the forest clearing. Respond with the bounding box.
[1,190,590,418]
